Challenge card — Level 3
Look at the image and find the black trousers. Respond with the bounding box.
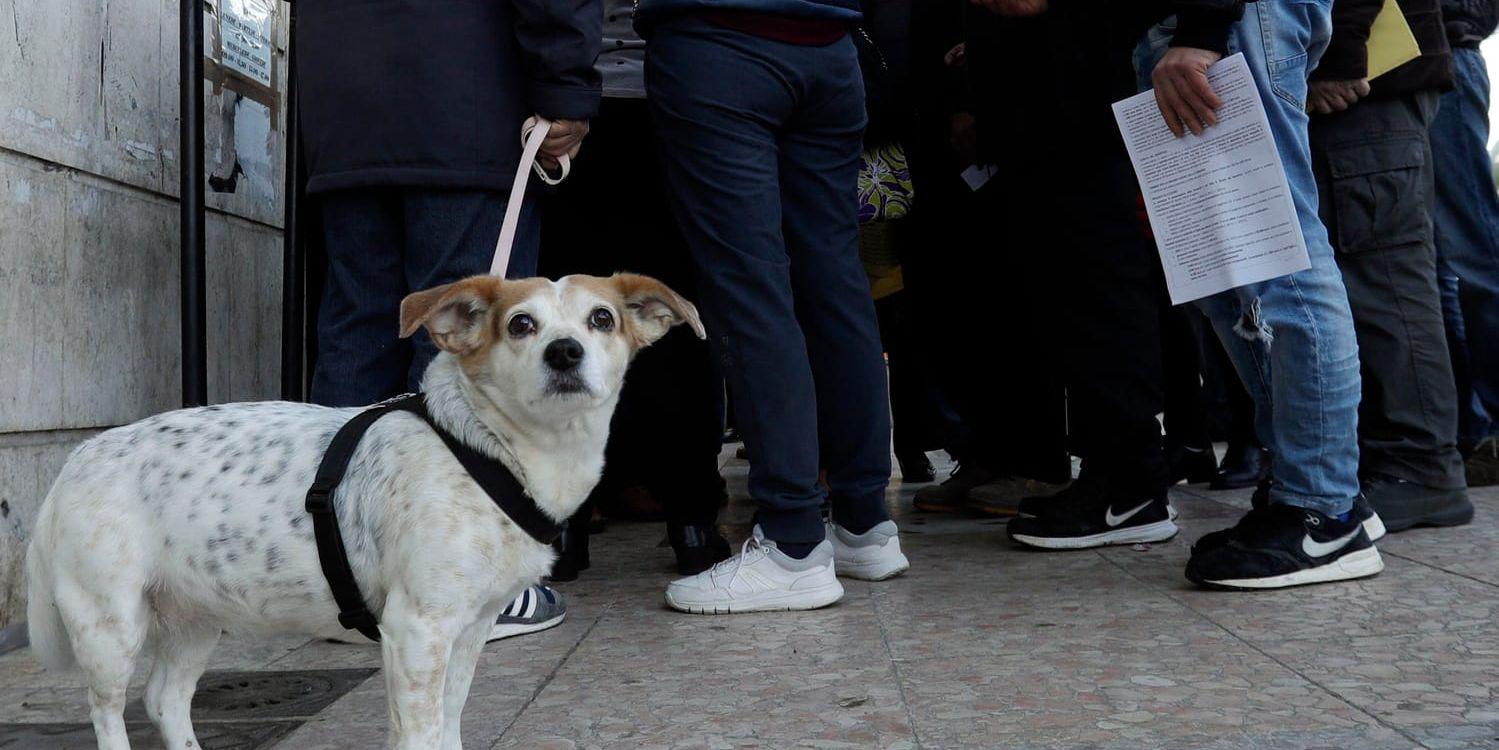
[980,153,1168,493]
[539,97,727,524]
[1312,91,1466,489]
[1160,287,1259,450]
[901,131,1071,484]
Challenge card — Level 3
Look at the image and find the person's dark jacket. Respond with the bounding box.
[634,0,860,33]
[1442,0,1499,46]
[965,2,1160,168]
[1147,0,1246,55]
[298,0,604,194]
[858,0,914,145]
[1312,0,1453,97]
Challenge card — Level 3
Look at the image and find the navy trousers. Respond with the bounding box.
[310,187,539,407]
[647,17,892,545]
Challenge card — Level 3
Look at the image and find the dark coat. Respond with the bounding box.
[1442,0,1499,45]
[1314,0,1453,97]
[297,0,604,194]
[633,0,860,33]
[963,2,1175,167]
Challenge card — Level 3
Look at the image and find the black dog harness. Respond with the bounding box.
[305,394,564,641]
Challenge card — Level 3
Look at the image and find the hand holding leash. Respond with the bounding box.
[492,115,586,277]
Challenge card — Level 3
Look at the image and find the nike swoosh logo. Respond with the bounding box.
[1105,500,1154,527]
[1302,529,1360,558]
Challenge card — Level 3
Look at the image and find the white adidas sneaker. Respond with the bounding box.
[826,520,910,581]
[664,529,844,615]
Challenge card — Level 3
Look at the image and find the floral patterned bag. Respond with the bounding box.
[853,26,913,225]
[858,142,914,224]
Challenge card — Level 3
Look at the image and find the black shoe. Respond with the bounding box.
[1006,476,1177,550]
[1361,474,1474,533]
[912,463,992,512]
[1167,445,1219,485]
[1466,439,1499,488]
[1185,504,1383,589]
[897,451,937,484]
[1192,483,1385,555]
[668,521,732,575]
[1210,444,1270,490]
[548,521,591,583]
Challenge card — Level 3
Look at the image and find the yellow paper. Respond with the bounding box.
[1367,0,1421,80]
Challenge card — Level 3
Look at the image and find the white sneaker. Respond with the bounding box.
[826,520,910,581]
[664,529,844,615]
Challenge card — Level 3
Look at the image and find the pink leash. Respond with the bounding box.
[491,117,570,277]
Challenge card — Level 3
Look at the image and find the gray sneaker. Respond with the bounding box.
[487,584,567,642]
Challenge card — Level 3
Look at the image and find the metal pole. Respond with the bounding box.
[280,0,305,401]
[180,0,208,407]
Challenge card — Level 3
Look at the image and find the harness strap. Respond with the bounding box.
[305,394,564,642]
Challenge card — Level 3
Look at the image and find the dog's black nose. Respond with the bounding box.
[544,338,585,371]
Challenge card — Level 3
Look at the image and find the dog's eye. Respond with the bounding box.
[589,308,615,332]
[507,314,536,338]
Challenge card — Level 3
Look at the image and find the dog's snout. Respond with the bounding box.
[544,338,585,371]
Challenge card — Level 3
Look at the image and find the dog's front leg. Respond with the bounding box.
[439,611,497,750]
[379,590,465,750]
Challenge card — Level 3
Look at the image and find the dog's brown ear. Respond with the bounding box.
[399,277,502,356]
[612,273,706,348]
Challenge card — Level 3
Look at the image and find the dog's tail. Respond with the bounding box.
[26,503,77,672]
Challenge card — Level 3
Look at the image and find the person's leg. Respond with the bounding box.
[311,189,411,407]
[647,20,825,552]
[401,188,538,390]
[776,48,893,537]
[1170,1,1379,587]
[1437,266,1492,448]
[1432,46,1499,441]
[1061,159,1168,499]
[1004,156,1178,550]
[878,291,932,478]
[1160,292,1212,453]
[1208,0,1362,515]
[1311,92,1466,491]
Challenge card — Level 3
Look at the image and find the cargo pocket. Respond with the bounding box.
[1324,137,1429,255]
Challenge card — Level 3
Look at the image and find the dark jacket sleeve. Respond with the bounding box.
[1166,0,1244,55]
[1443,0,1499,44]
[512,0,606,120]
[1312,0,1382,80]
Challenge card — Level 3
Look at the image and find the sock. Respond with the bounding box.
[1335,510,1353,523]
[832,505,887,536]
[774,540,820,560]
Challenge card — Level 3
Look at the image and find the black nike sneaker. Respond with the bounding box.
[1185,504,1383,590]
[1191,483,1385,556]
[1006,476,1178,550]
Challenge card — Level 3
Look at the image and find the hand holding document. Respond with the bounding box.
[1113,53,1310,305]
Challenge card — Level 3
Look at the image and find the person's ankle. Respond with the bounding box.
[773,540,821,560]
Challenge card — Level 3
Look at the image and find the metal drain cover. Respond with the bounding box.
[0,721,299,750]
[124,668,377,722]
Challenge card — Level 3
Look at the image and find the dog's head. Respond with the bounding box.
[398,273,705,418]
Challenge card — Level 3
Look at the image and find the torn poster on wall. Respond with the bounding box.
[221,0,274,87]
[204,0,280,123]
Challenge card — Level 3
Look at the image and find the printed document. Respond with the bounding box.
[1113,53,1310,305]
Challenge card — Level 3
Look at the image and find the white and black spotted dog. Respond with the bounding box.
[26,273,703,750]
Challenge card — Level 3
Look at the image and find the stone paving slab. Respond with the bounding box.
[1,454,1495,749]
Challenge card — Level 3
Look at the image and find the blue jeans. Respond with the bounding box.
[1142,0,1361,515]
[646,17,892,545]
[1432,46,1499,446]
[310,187,539,407]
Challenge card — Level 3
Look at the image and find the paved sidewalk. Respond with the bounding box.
[2,453,1497,749]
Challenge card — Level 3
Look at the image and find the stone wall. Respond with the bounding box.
[0,0,288,637]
